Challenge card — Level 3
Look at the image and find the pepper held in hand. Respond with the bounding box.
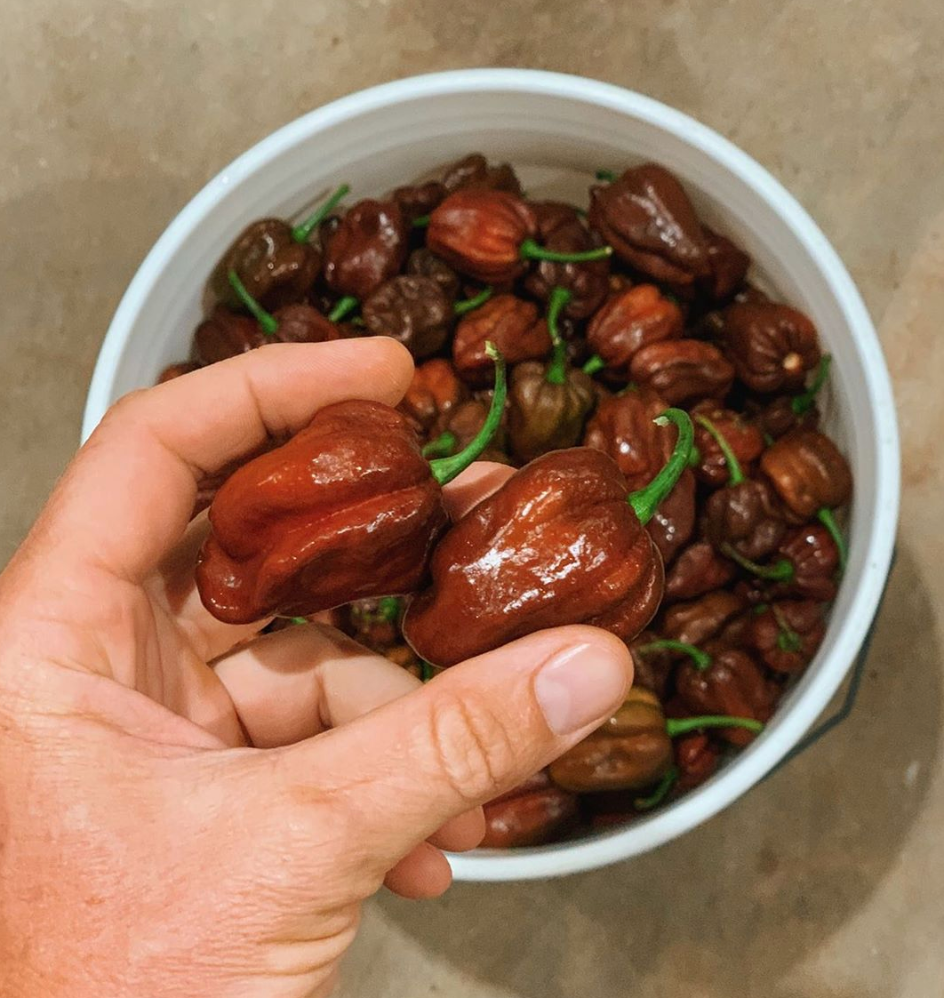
[402,409,694,667]
[196,346,508,624]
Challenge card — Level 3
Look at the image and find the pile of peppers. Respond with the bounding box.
[158,152,853,848]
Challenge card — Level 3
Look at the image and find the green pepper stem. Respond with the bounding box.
[695,414,744,486]
[545,287,573,386]
[291,183,350,243]
[454,286,494,316]
[687,443,701,468]
[412,214,431,228]
[634,766,678,811]
[792,354,832,415]
[227,270,279,336]
[721,543,795,582]
[666,715,764,737]
[519,238,613,264]
[420,660,435,682]
[582,354,606,376]
[595,169,617,182]
[352,596,401,625]
[421,431,457,459]
[328,295,358,322]
[627,409,695,525]
[637,639,712,672]
[428,342,506,485]
[817,506,848,575]
[290,616,308,626]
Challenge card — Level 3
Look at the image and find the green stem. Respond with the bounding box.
[773,604,803,653]
[695,414,743,486]
[666,715,764,737]
[428,342,506,485]
[519,238,613,264]
[687,444,701,468]
[291,183,350,243]
[763,431,775,447]
[582,354,606,376]
[420,660,435,682]
[817,506,848,575]
[290,616,308,626]
[352,596,401,625]
[412,214,431,228]
[227,270,279,336]
[637,640,712,672]
[328,295,358,322]
[545,287,573,385]
[792,354,832,415]
[454,286,494,316]
[627,409,694,525]
[595,169,617,182]
[634,767,678,811]
[421,431,457,459]
[721,543,795,582]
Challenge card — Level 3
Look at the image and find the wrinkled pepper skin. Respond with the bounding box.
[271,304,342,344]
[702,478,786,560]
[398,358,469,433]
[661,590,748,647]
[194,305,266,365]
[630,340,735,405]
[665,540,736,602]
[452,295,550,386]
[588,164,710,284]
[760,429,853,519]
[628,630,675,699]
[210,219,321,309]
[722,302,821,394]
[406,247,462,300]
[676,644,777,746]
[748,600,826,673]
[481,774,578,848]
[196,401,449,624]
[691,400,765,488]
[402,448,664,667]
[323,199,409,299]
[549,688,674,793]
[646,469,696,565]
[524,202,610,319]
[751,394,820,440]
[428,190,538,284]
[770,524,841,601]
[507,361,597,464]
[701,227,751,302]
[586,285,684,370]
[362,275,452,359]
[432,399,510,465]
[390,180,447,221]
[674,732,721,791]
[441,153,522,195]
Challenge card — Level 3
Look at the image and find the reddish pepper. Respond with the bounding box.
[630,339,735,405]
[722,302,821,394]
[646,467,696,566]
[674,733,720,791]
[361,275,453,359]
[661,590,748,647]
[701,226,751,302]
[390,180,447,222]
[587,164,710,284]
[397,358,469,434]
[452,294,551,386]
[690,400,765,488]
[481,775,578,848]
[402,409,695,667]
[752,354,831,439]
[157,361,199,383]
[748,600,826,673]
[441,152,523,195]
[760,428,853,521]
[665,540,736,602]
[196,346,508,624]
[627,630,675,699]
[585,285,684,372]
[429,398,511,466]
[323,198,410,299]
[194,304,266,365]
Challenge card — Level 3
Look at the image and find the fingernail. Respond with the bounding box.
[534,642,630,736]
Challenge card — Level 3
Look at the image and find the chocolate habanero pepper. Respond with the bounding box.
[194,304,267,366]
[747,600,826,674]
[481,772,578,849]
[323,197,410,300]
[427,397,511,466]
[646,465,696,566]
[196,346,508,624]
[700,226,751,303]
[441,152,523,195]
[427,189,612,285]
[751,355,830,439]
[405,247,463,300]
[584,284,684,374]
[397,358,469,434]
[507,287,597,463]
[361,275,453,359]
[674,732,721,792]
[660,589,748,647]
[627,630,675,699]
[697,414,786,560]
[630,339,735,406]
[721,301,822,394]
[402,409,695,667]
[452,294,551,386]
[389,180,447,222]
[157,361,199,383]
[664,540,736,602]
[587,164,710,285]
[690,399,764,488]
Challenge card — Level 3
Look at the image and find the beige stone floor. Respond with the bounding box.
[2,0,943,995]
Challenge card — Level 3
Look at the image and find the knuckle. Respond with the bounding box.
[426,690,518,805]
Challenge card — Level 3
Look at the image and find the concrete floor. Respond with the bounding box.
[2,1,943,995]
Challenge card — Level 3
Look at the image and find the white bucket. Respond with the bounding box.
[82,69,900,882]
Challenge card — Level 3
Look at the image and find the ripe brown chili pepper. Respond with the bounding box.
[701,226,751,302]
[661,590,748,647]
[630,339,735,405]
[397,358,469,433]
[323,198,410,300]
[585,285,684,372]
[674,733,720,792]
[690,400,764,488]
[194,304,266,365]
[406,247,462,299]
[587,164,710,284]
[627,630,675,699]
[390,180,447,222]
[362,275,453,359]
[646,467,696,565]
[196,346,508,624]
[157,361,199,383]
[402,409,695,667]
[429,398,511,466]
[748,600,826,673]
[760,428,853,520]
[722,302,821,394]
[452,294,551,386]
[481,776,578,848]
[664,540,736,602]
[441,152,523,195]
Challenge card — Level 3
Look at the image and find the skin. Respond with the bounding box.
[0,338,633,998]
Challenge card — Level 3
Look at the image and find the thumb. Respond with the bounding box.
[274,625,632,881]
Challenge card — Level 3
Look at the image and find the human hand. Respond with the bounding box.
[0,339,632,998]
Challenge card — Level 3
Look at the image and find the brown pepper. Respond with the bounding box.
[722,302,821,394]
[194,304,265,366]
[362,275,453,359]
[702,478,787,560]
[432,398,510,465]
[406,248,462,300]
[769,524,841,601]
[586,285,684,370]
[157,361,199,383]
[748,600,826,673]
[760,429,853,519]
[323,199,409,299]
[452,294,550,386]
[390,180,447,221]
[442,153,522,195]
[751,394,821,440]
[630,340,735,405]
[507,360,596,463]
[386,643,423,678]
[674,733,721,791]
[665,540,736,602]
[661,590,748,647]
[646,469,696,565]
[701,226,751,302]
[628,630,675,699]
[588,164,710,284]
[271,304,341,344]
[690,400,765,488]
[398,358,469,433]
[481,782,578,848]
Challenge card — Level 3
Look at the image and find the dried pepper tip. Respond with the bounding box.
[412,214,431,228]
[582,354,606,376]
[421,431,457,459]
[637,639,712,672]
[291,183,351,244]
[792,353,832,415]
[695,414,744,486]
[627,408,695,526]
[328,295,359,322]
[545,286,574,386]
[518,238,613,264]
[634,766,679,811]
[227,270,279,336]
[427,342,507,486]
[454,286,494,316]
[595,169,617,182]
[721,543,795,582]
[816,506,848,576]
[665,715,764,738]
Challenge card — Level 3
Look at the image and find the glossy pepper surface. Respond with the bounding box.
[194,305,265,365]
[586,284,684,371]
[661,590,748,647]
[406,247,462,299]
[665,540,736,602]
[630,339,735,405]
[442,153,522,195]
[690,400,764,488]
[481,773,578,849]
[452,294,550,386]
[748,600,826,673]
[362,275,453,359]
[760,429,853,520]
[323,198,409,299]
[646,467,696,565]
[722,302,821,394]
[674,732,720,791]
[701,226,751,302]
[397,358,469,433]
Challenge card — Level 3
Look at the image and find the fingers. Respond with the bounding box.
[442,462,515,521]
[383,842,453,900]
[30,339,413,584]
[276,625,633,883]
